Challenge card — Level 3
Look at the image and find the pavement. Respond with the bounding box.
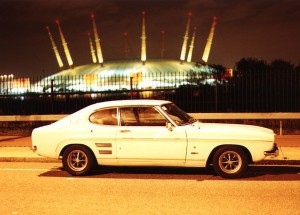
[0,135,299,164]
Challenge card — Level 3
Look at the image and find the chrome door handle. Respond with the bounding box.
[120,130,131,133]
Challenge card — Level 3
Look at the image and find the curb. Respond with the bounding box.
[255,160,300,166]
[0,157,60,163]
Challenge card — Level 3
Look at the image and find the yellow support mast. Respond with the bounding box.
[90,14,104,67]
[123,32,130,58]
[160,30,166,59]
[88,32,97,63]
[46,26,64,69]
[202,16,217,63]
[55,20,73,68]
[141,11,147,65]
[187,27,197,63]
[180,12,192,63]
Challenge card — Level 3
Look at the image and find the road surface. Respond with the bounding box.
[1,162,299,215]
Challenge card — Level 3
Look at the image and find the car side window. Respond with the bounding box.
[89,108,118,126]
[120,106,167,126]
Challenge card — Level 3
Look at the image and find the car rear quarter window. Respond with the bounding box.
[89,108,118,125]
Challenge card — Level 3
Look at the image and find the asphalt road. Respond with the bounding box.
[0,162,299,215]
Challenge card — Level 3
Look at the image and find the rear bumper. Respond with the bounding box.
[264,143,279,157]
[31,146,37,152]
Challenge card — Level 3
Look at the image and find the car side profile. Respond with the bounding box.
[32,100,278,178]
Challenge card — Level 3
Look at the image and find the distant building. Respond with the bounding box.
[36,59,214,93]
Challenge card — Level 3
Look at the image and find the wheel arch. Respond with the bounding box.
[206,144,253,168]
[59,143,96,161]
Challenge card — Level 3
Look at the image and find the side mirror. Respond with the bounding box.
[166,122,173,131]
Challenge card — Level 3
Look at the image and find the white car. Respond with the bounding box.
[32,100,278,178]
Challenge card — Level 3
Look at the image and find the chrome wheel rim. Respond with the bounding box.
[67,150,88,172]
[218,151,242,174]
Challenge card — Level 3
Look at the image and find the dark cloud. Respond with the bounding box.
[0,0,299,77]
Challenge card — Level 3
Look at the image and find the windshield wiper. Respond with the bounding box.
[179,118,197,125]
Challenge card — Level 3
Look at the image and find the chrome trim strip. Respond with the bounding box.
[99,150,112,154]
[95,143,112,147]
[115,158,185,161]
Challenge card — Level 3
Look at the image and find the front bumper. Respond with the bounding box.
[264,143,279,157]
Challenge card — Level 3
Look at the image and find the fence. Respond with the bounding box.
[0,113,299,136]
[0,69,299,114]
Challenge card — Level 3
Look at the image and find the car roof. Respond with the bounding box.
[77,99,172,115]
[93,99,172,108]
[55,100,173,125]
[54,99,171,124]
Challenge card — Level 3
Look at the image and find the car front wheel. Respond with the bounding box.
[212,146,248,178]
[62,145,95,176]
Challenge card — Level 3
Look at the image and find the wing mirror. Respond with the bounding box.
[166,122,173,131]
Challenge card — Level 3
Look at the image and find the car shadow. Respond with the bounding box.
[39,165,300,181]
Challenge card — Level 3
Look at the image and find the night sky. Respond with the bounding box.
[0,0,299,77]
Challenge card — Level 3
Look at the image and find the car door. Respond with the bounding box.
[89,108,118,163]
[116,106,188,166]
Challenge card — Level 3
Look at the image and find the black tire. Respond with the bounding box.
[212,146,248,178]
[62,145,95,176]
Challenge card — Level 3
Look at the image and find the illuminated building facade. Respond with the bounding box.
[0,75,30,94]
[37,59,214,93]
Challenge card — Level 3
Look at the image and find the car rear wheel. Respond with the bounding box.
[212,146,248,178]
[62,145,95,176]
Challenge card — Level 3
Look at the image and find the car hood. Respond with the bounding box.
[186,122,275,142]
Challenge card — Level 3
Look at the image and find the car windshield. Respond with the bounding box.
[161,103,196,126]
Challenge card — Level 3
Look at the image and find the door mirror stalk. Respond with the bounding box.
[166,122,173,131]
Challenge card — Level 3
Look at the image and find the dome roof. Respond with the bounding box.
[49,59,212,77]
[38,59,214,92]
